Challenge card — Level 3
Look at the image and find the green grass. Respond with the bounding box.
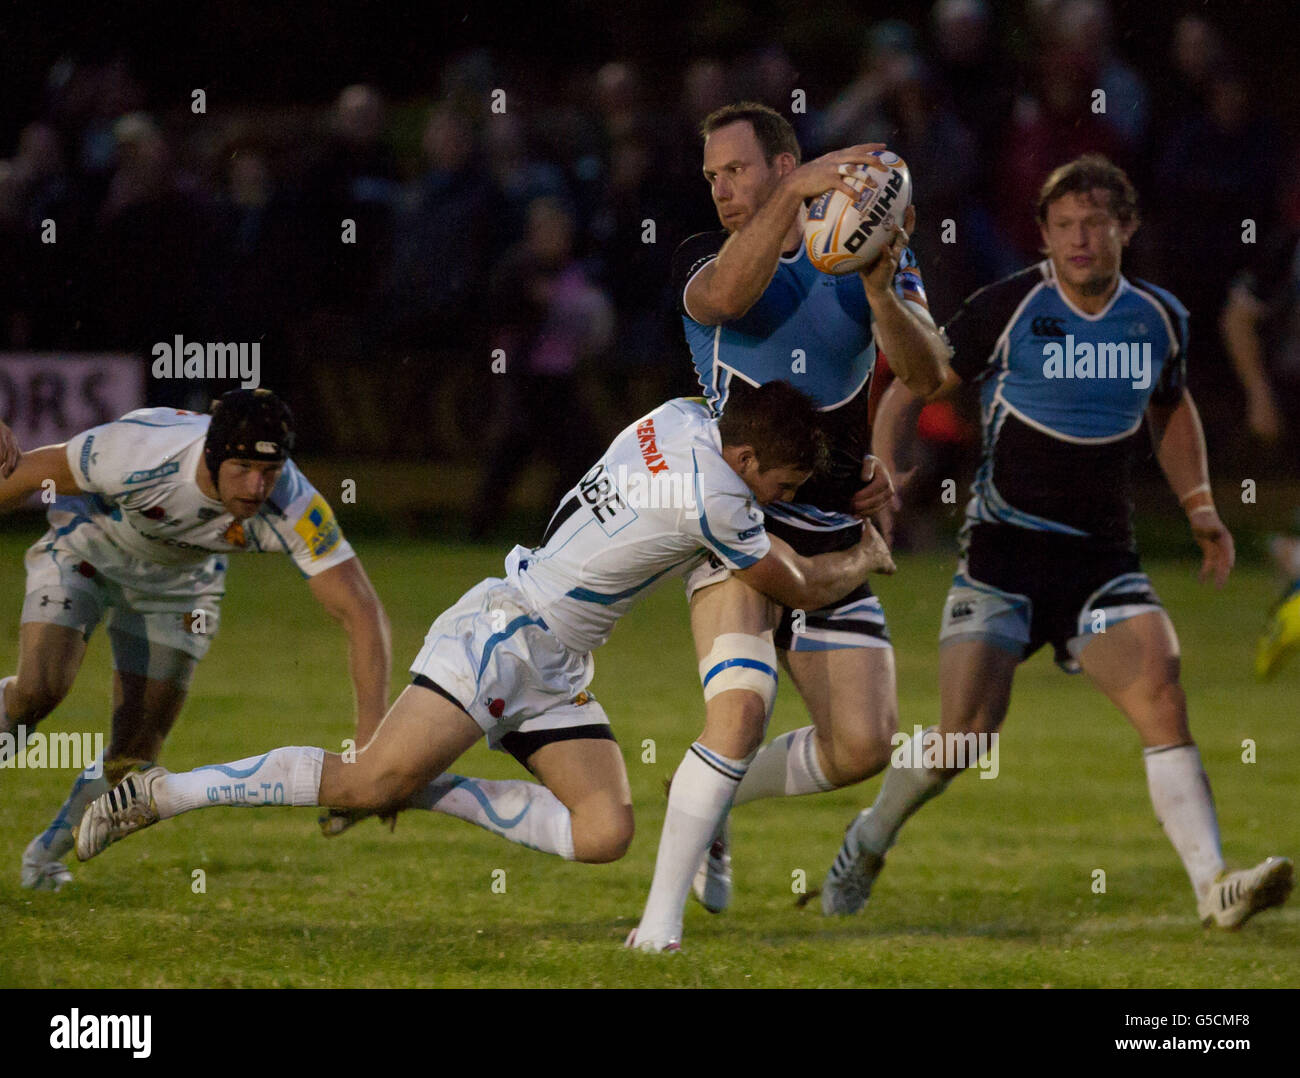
[1,532,1297,987]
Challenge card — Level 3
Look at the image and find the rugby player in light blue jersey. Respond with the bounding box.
[628,102,951,950]
[825,155,1292,929]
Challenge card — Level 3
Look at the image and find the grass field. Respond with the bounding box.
[1,530,1297,988]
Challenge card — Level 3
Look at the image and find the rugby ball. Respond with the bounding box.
[804,152,911,275]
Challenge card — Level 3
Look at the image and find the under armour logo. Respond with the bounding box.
[40,596,74,610]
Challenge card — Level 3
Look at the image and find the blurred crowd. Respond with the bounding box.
[1,0,1296,496]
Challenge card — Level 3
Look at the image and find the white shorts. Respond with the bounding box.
[409,577,611,755]
[22,541,220,682]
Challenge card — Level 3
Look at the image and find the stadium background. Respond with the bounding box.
[1,1,1297,989]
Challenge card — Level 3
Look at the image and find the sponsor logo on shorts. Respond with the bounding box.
[891,724,999,780]
[949,600,975,620]
[123,461,180,485]
[293,495,341,559]
[486,698,506,719]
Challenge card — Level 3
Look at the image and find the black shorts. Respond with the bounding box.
[939,523,1164,671]
[763,509,890,653]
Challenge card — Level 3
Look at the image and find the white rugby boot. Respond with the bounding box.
[1198,856,1293,929]
[820,810,887,916]
[75,765,167,861]
[692,819,732,913]
[21,835,74,891]
[623,927,682,954]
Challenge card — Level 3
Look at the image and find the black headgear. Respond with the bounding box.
[204,389,296,487]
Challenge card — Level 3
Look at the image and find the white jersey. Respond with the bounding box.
[506,397,771,652]
[43,407,354,595]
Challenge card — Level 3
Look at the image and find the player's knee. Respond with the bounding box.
[572,804,634,863]
[699,631,777,747]
[821,722,895,786]
[6,677,69,724]
[1144,680,1190,740]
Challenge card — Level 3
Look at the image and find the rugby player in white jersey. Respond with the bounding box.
[0,389,391,890]
[74,384,894,943]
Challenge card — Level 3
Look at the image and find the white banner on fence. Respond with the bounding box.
[0,354,146,446]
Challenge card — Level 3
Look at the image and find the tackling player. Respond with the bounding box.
[820,154,1292,928]
[74,384,895,920]
[631,103,950,950]
[0,389,391,889]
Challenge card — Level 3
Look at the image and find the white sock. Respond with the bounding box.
[853,728,950,854]
[29,756,110,861]
[636,743,748,944]
[734,726,835,804]
[1144,743,1225,897]
[154,747,325,817]
[406,773,575,860]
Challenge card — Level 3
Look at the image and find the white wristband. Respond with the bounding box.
[1178,483,1211,506]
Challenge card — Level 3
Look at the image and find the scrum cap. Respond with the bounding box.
[204,388,295,486]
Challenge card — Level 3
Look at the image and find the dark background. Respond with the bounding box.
[1,0,1296,536]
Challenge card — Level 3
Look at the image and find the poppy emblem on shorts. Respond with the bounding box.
[487,698,505,719]
[142,506,166,520]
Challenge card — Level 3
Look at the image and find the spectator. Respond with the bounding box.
[471,197,614,538]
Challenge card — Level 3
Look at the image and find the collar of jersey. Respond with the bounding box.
[1041,258,1130,322]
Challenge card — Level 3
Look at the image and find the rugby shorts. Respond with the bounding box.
[684,504,890,652]
[23,540,218,684]
[939,523,1164,672]
[409,577,614,766]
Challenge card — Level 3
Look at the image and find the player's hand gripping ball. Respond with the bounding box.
[804,152,911,275]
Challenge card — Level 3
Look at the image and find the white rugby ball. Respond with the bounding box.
[804,152,911,275]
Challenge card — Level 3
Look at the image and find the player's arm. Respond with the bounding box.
[859,205,951,398]
[734,527,894,612]
[853,366,965,533]
[686,143,886,324]
[1147,389,1234,588]
[1220,285,1281,442]
[0,443,82,511]
[307,556,392,746]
